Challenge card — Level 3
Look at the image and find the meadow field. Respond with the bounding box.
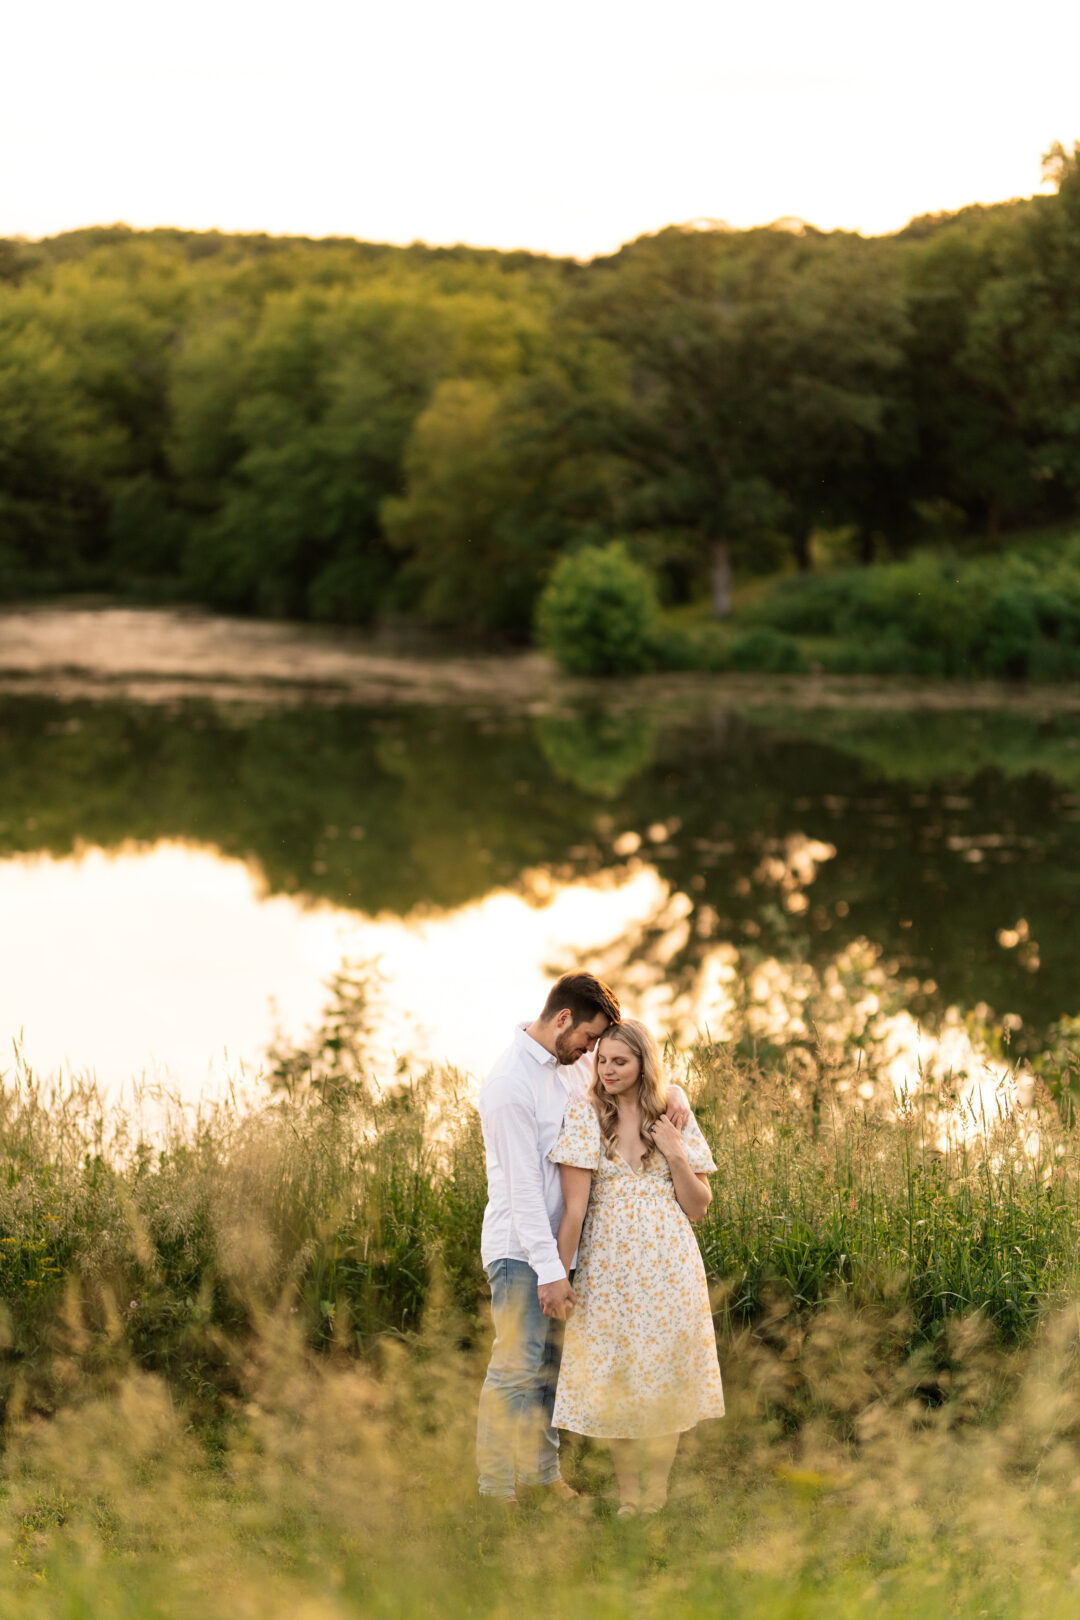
[4,970,1080,1617]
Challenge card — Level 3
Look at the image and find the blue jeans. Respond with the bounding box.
[476,1259,563,1498]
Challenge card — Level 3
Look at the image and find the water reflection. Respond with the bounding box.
[1,689,1079,1102]
[0,841,673,1102]
[534,707,658,797]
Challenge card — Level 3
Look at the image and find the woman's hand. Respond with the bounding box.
[649,1115,687,1163]
[651,1119,712,1221]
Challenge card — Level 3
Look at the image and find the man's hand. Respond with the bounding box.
[538,1277,577,1320]
[664,1084,691,1131]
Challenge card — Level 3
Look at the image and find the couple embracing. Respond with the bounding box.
[476,972,724,1515]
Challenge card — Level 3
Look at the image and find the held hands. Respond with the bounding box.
[538,1277,577,1320]
[648,1115,687,1163]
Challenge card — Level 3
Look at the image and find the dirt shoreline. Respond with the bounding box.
[4,603,1080,715]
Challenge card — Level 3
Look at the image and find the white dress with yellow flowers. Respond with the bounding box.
[547,1095,725,1439]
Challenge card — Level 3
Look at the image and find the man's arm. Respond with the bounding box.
[664,1084,692,1131]
[482,1091,567,1286]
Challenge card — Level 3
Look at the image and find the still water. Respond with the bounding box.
[1,683,1079,1105]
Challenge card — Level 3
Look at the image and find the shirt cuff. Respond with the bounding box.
[534,1257,569,1285]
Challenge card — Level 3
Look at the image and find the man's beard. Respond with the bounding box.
[554,1029,587,1066]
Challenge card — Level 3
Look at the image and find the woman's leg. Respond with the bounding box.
[640,1432,680,1512]
[608,1439,641,1510]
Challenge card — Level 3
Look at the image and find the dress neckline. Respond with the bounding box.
[612,1147,648,1176]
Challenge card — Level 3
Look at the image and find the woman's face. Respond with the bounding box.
[596,1036,641,1096]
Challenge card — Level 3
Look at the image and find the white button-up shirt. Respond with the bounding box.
[478,1024,593,1285]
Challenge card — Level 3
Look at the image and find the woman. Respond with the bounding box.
[547,1019,724,1515]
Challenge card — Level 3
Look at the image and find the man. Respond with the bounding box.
[475,971,691,1504]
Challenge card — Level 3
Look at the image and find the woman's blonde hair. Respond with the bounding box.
[589,1019,668,1165]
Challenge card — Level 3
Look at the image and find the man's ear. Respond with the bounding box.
[552,1008,572,1034]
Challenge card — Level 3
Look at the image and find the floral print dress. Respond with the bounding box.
[548,1095,725,1439]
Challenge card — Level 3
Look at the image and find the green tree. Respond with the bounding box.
[174,275,555,622]
[382,360,619,638]
[958,143,1080,533]
[382,379,532,632]
[570,225,908,614]
[0,313,120,591]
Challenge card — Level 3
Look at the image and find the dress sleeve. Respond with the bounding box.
[547,1095,601,1170]
[681,1113,717,1173]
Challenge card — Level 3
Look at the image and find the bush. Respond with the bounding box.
[748,534,1080,680]
[534,542,663,675]
[728,627,810,674]
[645,620,706,671]
[746,572,857,636]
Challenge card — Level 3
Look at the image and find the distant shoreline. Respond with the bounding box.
[4,602,1080,715]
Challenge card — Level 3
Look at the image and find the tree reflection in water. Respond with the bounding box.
[1,691,1078,1079]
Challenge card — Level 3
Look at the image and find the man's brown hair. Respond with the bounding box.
[541,972,621,1028]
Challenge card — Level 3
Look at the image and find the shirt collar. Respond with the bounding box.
[515,1022,558,1068]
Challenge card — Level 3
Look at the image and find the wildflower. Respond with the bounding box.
[129,1300,139,1311]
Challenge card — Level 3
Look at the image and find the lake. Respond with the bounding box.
[2,609,1079,1111]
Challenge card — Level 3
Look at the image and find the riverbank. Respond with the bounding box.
[6,602,1080,715]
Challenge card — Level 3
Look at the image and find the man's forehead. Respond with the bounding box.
[583,1013,613,1037]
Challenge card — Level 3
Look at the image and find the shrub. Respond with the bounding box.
[534,543,663,675]
[745,572,858,636]
[748,534,1080,679]
[644,620,706,671]
[728,627,810,674]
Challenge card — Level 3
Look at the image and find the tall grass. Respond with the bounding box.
[3,995,1079,1426]
[5,991,1080,1610]
[4,1212,1080,1616]
[694,1062,1080,1347]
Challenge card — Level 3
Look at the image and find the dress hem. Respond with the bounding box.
[553,1409,725,1441]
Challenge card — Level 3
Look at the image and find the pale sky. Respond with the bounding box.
[4,0,1078,258]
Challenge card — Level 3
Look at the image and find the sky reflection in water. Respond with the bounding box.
[0,835,1029,1142]
[0,840,674,1102]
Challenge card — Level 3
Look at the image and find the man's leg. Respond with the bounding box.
[476,1259,562,1497]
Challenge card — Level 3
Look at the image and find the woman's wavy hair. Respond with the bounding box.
[589,1019,668,1165]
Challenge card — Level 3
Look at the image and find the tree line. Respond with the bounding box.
[1,143,1078,637]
